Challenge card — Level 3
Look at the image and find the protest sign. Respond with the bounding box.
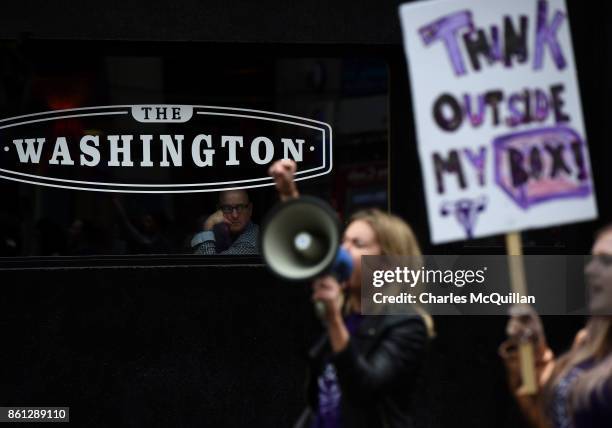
[400,0,597,244]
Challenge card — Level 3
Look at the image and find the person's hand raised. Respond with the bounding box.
[268,159,299,201]
[500,304,553,372]
[204,210,226,231]
[505,304,547,349]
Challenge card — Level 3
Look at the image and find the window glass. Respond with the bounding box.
[0,41,389,257]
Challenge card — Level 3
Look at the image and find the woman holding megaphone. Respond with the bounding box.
[268,160,434,428]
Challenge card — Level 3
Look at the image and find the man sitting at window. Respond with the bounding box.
[191,190,259,255]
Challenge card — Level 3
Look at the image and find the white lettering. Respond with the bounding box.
[13,138,45,164]
[108,135,134,166]
[160,135,183,167]
[49,137,74,165]
[222,136,243,166]
[251,137,274,164]
[282,138,304,162]
[79,135,100,166]
[373,270,384,287]
[192,134,215,167]
[139,135,154,167]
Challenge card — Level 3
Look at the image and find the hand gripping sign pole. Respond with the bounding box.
[505,232,537,395]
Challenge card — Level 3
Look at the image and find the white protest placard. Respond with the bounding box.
[399,0,597,244]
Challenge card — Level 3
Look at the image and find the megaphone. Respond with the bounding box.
[261,196,353,283]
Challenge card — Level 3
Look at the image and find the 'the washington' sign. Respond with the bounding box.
[0,105,332,193]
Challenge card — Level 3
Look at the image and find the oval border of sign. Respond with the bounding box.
[0,105,333,193]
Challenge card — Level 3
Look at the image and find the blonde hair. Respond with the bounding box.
[349,209,422,257]
[348,209,434,337]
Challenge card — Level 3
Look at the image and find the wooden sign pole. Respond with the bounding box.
[505,232,537,395]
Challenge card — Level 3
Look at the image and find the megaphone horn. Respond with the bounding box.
[261,196,350,282]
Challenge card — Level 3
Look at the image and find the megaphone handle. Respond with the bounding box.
[314,301,327,320]
[313,248,352,321]
[313,291,345,321]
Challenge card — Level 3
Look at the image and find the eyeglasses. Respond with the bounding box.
[219,203,250,214]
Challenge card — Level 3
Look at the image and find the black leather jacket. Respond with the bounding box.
[295,314,428,428]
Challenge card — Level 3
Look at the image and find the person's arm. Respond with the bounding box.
[268,159,299,201]
[312,276,349,351]
[312,276,428,403]
[499,342,555,428]
[203,210,225,231]
[192,224,259,255]
[192,210,230,254]
[331,317,427,403]
[499,305,556,428]
[192,234,216,254]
